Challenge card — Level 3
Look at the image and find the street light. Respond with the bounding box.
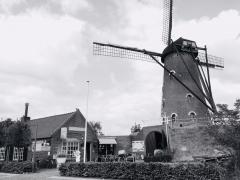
[31,122,38,172]
[83,80,90,163]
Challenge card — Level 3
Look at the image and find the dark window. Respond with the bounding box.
[186,93,193,102]
[171,113,177,122]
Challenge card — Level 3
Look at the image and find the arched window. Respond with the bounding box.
[186,93,193,102]
[169,70,176,79]
[171,113,177,122]
[188,111,196,119]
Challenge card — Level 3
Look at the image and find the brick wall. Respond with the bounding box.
[169,125,231,161]
[162,52,209,120]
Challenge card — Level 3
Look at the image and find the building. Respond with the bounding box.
[27,109,98,162]
[98,125,168,160]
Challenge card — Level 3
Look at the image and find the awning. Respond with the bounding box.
[99,138,117,144]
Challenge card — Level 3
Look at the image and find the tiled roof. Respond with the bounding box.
[28,111,75,139]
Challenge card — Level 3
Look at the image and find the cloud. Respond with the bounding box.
[0,1,239,136]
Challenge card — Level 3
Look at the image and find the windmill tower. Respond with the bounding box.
[160,0,224,124]
[93,0,224,124]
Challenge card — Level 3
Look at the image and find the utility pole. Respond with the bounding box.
[83,81,90,163]
[32,122,38,172]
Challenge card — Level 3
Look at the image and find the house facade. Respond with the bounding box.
[28,109,98,162]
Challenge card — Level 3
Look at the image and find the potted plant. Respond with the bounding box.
[56,154,67,168]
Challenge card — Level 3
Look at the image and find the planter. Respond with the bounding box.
[56,157,66,168]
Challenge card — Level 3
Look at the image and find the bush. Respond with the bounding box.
[39,157,57,169]
[0,161,35,174]
[144,150,173,162]
[59,162,225,179]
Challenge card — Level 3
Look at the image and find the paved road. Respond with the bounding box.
[0,169,105,180]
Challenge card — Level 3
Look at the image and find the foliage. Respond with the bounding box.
[0,161,34,174]
[8,121,31,148]
[130,123,141,133]
[144,150,173,162]
[207,99,240,170]
[0,119,31,161]
[215,98,240,121]
[0,119,14,147]
[89,121,103,136]
[38,157,57,169]
[59,162,224,179]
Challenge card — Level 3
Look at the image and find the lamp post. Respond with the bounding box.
[83,80,90,163]
[32,122,38,172]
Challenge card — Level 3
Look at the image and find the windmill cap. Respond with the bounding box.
[161,37,198,63]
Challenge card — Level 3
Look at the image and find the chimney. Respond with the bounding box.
[25,103,29,117]
[21,103,30,122]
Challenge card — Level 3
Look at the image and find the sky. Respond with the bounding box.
[0,0,240,135]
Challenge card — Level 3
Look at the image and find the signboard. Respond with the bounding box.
[132,141,144,152]
[69,127,85,132]
[32,140,51,152]
[61,127,67,139]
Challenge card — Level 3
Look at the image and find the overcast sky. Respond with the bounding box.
[0,0,240,135]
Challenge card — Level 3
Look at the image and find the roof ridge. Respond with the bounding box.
[31,111,75,121]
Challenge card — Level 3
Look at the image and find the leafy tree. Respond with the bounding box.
[0,119,31,161]
[208,99,240,169]
[131,123,141,134]
[89,121,104,136]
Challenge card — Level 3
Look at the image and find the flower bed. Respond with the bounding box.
[0,161,34,174]
[59,162,225,179]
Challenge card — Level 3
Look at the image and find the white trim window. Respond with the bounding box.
[188,111,197,119]
[62,141,79,157]
[171,113,177,122]
[13,147,24,161]
[0,147,5,160]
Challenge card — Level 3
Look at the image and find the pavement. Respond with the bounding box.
[0,169,106,180]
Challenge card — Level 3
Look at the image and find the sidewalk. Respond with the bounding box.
[0,169,113,180]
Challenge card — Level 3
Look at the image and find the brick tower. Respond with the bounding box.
[161,38,209,122]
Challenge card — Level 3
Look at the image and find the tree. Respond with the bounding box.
[207,99,240,169]
[0,119,31,161]
[131,123,141,134]
[89,121,104,136]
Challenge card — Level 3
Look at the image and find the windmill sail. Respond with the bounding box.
[197,52,224,69]
[93,42,162,63]
[162,0,173,45]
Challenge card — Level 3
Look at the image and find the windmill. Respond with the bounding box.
[93,0,224,124]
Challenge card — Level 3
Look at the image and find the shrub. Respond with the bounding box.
[39,158,57,169]
[144,150,173,162]
[0,161,35,174]
[59,162,225,179]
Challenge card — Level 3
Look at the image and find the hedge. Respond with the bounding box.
[59,162,226,180]
[0,161,34,174]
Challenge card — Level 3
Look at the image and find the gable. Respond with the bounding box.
[28,112,75,139]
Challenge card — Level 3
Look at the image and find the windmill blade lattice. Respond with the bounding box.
[162,0,173,45]
[197,52,224,69]
[93,42,162,63]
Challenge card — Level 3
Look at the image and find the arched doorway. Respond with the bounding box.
[145,131,167,156]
